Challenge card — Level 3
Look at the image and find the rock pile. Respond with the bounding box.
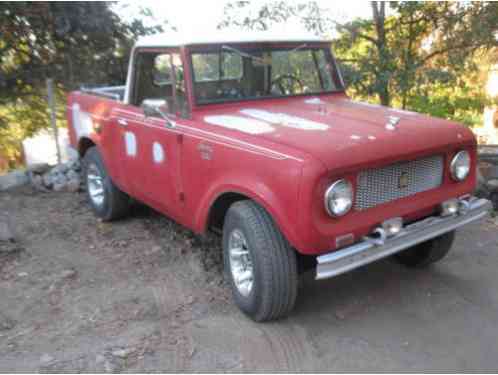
[29,159,82,192]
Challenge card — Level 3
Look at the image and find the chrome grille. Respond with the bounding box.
[355,155,444,210]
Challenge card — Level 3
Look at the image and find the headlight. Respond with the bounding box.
[324,179,353,217]
[450,151,471,181]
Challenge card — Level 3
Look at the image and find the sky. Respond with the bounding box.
[116,0,376,37]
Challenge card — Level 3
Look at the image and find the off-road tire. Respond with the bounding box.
[394,231,455,268]
[223,200,298,322]
[82,147,130,221]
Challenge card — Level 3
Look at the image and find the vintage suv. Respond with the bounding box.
[67,31,491,321]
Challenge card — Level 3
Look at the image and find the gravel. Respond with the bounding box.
[1,185,498,372]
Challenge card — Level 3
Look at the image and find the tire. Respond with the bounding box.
[82,147,130,221]
[394,231,455,268]
[223,200,298,322]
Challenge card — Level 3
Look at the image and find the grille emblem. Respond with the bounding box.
[398,172,409,189]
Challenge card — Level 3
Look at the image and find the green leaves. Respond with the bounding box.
[0,2,165,171]
[220,1,497,126]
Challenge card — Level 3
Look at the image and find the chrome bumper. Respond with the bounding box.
[316,197,492,280]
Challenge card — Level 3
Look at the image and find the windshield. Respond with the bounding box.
[190,44,343,104]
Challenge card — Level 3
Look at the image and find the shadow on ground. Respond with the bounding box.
[1,186,498,371]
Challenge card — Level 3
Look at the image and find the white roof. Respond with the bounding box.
[135,30,330,48]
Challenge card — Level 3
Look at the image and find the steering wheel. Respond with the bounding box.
[271,74,304,95]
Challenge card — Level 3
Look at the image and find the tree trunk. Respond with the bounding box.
[379,87,390,107]
[372,2,391,107]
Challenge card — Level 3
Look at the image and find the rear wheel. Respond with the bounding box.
[394,231,455,268]
[82,147,130,221]
[223,200,298,322]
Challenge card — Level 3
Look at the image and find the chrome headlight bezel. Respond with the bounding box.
[324,179,353,217]
[450,150,471,182]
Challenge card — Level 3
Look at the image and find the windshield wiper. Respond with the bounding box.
[221,45,267,64]
[289,43,308,53]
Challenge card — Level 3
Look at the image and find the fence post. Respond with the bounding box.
[46,78,61,165]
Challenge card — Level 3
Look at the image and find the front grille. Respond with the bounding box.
[355,155,444,210]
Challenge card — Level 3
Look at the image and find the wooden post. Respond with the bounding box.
[46,78,61,165]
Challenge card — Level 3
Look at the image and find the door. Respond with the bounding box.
[112,50,187,217]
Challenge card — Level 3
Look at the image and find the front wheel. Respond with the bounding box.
[223,200,298,322]
[82,147,130,221]
[394,231,455,268]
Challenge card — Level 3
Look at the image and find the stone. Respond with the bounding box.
[68,158,81,172]
[66,178,81,192]
[26,163,51,174]
[0,170,28,191]
[66,169,79,180]
[30,173,49,192]
[42,172,53,188]
[53,172,68,186]
[51,163,69,174]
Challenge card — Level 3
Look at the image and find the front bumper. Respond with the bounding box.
[316,197,492,280]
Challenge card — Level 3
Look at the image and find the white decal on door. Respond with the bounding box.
[152,142,165,163]
[124,132,137,156]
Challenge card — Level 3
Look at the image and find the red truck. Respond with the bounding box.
[67,31,491,321]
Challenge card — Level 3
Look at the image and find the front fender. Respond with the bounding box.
[195,171,304,251]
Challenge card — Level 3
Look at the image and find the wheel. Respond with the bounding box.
[394,231,455,268]
[222,200,298,322]
[82,147,130,221]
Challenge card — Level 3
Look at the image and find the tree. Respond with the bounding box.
[0,2,165,170]
[219,1,498,118]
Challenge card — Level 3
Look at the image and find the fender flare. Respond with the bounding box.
[195,182,302,250]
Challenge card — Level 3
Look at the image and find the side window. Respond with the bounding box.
[132,51,188,117]
[192,53,219,82]
[153,54,172,86]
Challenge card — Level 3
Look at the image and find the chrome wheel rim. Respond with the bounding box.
[228,229,254,297]
[87,163,105,206]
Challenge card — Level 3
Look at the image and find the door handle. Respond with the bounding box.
[117,118,128,127]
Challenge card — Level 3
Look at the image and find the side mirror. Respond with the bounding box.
[142,99,169,118]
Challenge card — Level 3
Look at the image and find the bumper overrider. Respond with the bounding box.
[316,196,492,280]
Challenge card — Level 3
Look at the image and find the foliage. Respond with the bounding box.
[0,2,165,171]
[219,1,498,126]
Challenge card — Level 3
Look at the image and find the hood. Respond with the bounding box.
[193,94,476,172]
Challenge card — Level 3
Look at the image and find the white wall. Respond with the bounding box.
[22,128,77,166]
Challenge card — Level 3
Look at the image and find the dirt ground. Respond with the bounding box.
[1,186,498,372]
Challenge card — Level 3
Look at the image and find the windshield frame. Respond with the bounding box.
[186,42,345,107]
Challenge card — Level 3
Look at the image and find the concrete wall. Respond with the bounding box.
[21,128,76,167]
